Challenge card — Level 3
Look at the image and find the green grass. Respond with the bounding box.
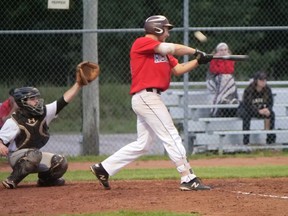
[63,150,288,162]
[24,165,288,181]
[1,163,287,182]
[1,153,287,216]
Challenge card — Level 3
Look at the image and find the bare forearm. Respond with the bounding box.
[173,44,196,56]
[0,140,8,156]
[172,59,199,76]
[63,83,82,103]
[155,43,196,56]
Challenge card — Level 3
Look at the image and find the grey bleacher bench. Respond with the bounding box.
[188,104,238,120]
[164,81,288,154]
[170,80,288,87]
[199,116,288,132]
[188,103,288,120]
[213,129,288,155]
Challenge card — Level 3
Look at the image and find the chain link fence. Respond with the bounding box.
[1,0,288,155]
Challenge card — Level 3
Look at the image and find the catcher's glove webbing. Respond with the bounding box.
[76,61,100,86]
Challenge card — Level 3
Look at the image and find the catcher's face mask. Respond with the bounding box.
[14,87,45,116]
[23,96,45,116]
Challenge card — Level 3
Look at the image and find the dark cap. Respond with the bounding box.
[254,71,267,81]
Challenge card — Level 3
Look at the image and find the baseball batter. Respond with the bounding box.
[90,15,212,191]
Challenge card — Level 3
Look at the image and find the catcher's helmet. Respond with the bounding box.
[13,87,44,116]
[144,15,174,36]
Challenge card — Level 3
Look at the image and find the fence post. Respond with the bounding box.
[82,0,100,155]
[183,0,190,153]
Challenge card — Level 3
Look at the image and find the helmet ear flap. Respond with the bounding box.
[153,27,164,35]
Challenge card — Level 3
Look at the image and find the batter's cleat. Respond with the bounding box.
[37,178,65,187]
[179,177,211,191]
[2,179,16,189]
[90,163,111,190]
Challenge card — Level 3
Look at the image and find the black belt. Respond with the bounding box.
[145,88,161,95]
[132,88,162,95]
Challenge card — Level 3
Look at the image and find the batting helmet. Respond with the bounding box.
[144,15,174,36]
[13,87,44,116]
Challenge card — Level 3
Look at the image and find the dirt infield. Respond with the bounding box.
[1,157,288,216]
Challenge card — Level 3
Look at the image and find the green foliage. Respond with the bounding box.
[0,84,135,133]
[99,83,136,133]
[1,0,288,87]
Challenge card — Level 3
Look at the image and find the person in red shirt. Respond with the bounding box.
[0,88,18,128]
[90,15,212,191]
[207,42,239,117]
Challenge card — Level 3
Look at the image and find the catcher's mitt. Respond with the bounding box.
[76,61,100,86]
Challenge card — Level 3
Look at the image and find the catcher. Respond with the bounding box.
[0,61,99,189]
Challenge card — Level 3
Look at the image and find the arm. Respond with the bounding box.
[55,82,82,115]
[155,43,211,75]
[259,87,274,117]
[170,44,196,56]
[0,139,8,156]
[155,43,196,56]
[63,83,82,103]
[243,88,259,116]
[172,60,199,76]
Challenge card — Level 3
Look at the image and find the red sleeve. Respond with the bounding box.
[132,37,161,54]
[167,55,178,68]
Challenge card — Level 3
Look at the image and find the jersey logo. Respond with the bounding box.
[154,54,168,63]
[26,118,38,126]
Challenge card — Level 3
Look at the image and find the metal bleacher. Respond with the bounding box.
[162,81,288,154]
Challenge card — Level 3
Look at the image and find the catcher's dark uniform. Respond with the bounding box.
[0,95,69,188]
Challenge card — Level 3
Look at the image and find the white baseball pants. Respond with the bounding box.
[102,89,196,183]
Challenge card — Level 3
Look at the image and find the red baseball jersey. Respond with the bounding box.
[129,37,178,94]
[209,59,235,75]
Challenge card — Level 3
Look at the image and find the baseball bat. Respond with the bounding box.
[207,54,249,61]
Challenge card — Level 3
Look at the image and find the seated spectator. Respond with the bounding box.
[0,88,18,129]
[237,72,276,145]
[207,42,239,117]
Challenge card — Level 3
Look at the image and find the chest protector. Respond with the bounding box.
[12,110,50,150]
